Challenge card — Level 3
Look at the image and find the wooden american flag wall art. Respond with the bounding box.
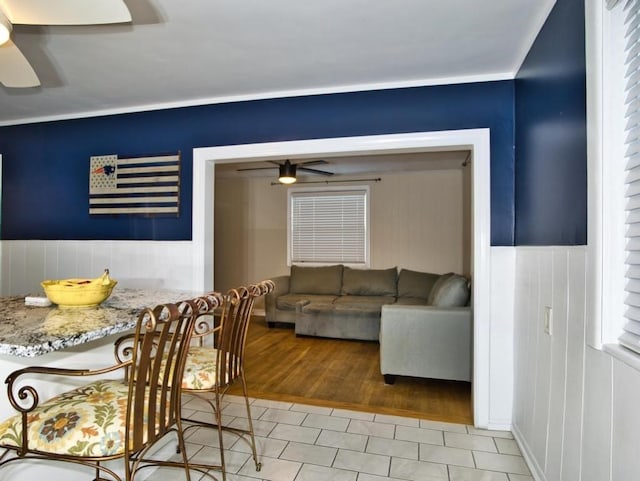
[89,152,181,216]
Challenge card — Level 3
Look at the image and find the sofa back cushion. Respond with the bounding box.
[341,267,397,296]
[428,273,470,307]
[397,269,440,300]
[289,264,344,295]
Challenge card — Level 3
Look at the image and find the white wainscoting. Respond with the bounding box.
[0,240,196,296]
[512,246,640,481]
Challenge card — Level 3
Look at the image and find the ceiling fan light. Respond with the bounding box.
[279,163,297,184]
[0,11,11,45]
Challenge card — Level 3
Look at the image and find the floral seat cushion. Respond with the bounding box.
[182,346,219,390]
[0,379,131,456]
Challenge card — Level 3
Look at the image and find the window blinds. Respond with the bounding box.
[290,189,367,264]
[620,0,640,353]
[607,0,621,10]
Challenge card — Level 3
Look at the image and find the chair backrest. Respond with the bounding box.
[215,280,274,388]
[125,299,200,453]
[190,291,226,348]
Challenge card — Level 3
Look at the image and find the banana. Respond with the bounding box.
[99,269,112,285]
[88,269,112,286]
[60,269,111,287]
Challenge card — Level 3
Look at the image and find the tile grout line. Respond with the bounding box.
[181,395,532,481]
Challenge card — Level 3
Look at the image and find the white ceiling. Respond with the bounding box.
[0,0,556,126]
[215,150,472,181]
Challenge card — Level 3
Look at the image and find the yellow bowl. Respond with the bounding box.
[41,277,118,308]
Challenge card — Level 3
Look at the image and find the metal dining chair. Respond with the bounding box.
[0,296,209,481]
[179,280,274,481]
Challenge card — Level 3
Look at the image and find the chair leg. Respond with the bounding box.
[214,391,227,481]
[177,393,226,480]
[241,375,262,472]
[175,418,192,481]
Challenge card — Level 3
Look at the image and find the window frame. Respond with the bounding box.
[587,0,640,368]
[286,185,371,267]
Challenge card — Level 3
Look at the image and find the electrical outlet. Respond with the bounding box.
[544,306,553,335]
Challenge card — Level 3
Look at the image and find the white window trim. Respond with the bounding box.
[0,154,2,236]
[587,0,640,369]
[287,185,370,267]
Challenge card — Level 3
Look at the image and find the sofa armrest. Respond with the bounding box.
[265,275,290,324]
[379,305,472,382]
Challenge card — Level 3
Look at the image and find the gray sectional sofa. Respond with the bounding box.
[379,304,472,383]
[265,264,471,342]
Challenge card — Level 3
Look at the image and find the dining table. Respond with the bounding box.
[0,288,197,358]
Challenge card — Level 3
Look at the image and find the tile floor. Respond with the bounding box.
[149,394,533,481]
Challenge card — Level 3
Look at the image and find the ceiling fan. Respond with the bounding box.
[0,0,132,88]
[238,159,334,184]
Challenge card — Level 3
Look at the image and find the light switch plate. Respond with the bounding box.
[544,306,553,335]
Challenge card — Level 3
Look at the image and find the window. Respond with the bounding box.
[589,0,640,358]
[288,187,369,266]
[619,0,640,354]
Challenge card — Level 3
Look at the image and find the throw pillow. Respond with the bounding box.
[289,265,343,295]
[428,273,470,307]
[341,267,397,296]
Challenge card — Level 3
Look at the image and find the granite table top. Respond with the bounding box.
[0,288,197,358]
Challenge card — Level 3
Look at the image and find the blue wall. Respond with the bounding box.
[0,82,516,244]
[514,0,587,245]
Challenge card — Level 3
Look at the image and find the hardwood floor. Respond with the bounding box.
[229,317,473,425]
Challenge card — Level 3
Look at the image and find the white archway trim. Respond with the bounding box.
[193,129,493,428]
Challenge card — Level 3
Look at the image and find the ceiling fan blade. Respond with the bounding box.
[299,160,328,167]
[0,0,131,25]
[0,40,39,87]
[299,167,334,176]
[237,166,278,172]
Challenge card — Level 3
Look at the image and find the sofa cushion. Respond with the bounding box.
[428,273,470,307]
[289,265,343,295]
[276,293,338,310]
[393,296,430,306]
[334,295,396,309]
[397,269,440,300]
[341,267,397,296]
